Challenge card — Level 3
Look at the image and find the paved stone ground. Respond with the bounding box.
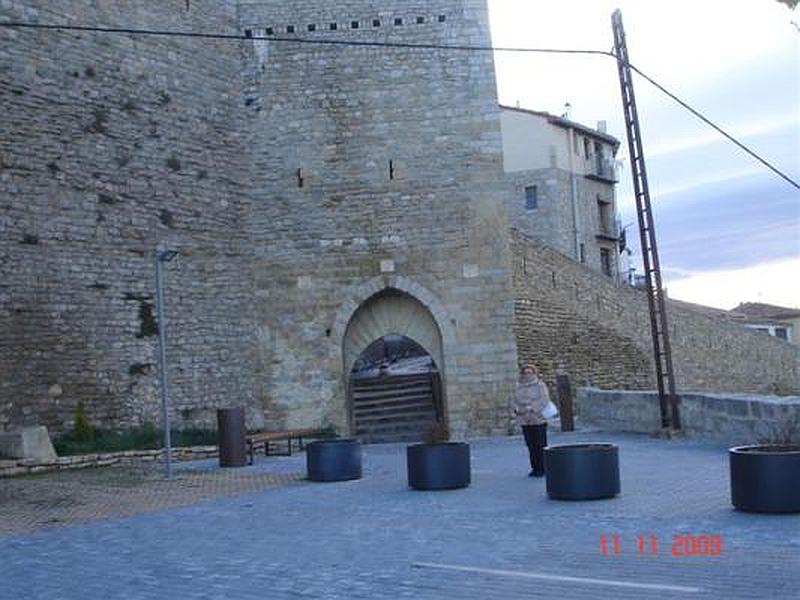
[1,431,799,599]
[0,463,303,535]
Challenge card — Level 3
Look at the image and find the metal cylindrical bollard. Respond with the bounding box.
[307,439,362,482]
[556,373,575,432]
[545,443,620,500]
[217,407,247,468]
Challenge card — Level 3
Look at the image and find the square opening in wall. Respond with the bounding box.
[373,19,381,27]
[438,15,447,23]
[416,16,425,24]
[244,29,253,38]
[265,27,274,35]
[351,21,360,29]
[307,24,316,32]
[286,25,295,33]
[394,18,403,26]
[329,22,338,30]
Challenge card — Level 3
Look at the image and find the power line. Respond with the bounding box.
[0,22,613,56]
[0,20,797,189]
[628,64,799,190]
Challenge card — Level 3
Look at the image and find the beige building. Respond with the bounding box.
[731,303,800,345]
[499,105,621,280]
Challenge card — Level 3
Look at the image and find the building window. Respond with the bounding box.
[775,327,788,340]
[584,137,591,159]
[524,185,538,210]
[573,133,580,155]
[601,248,613,276]
[579,243,586,264]
[597,197,611,236]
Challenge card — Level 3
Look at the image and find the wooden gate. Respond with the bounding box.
[351,372,442,444]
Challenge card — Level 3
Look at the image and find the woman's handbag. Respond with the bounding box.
[542,400,559,419]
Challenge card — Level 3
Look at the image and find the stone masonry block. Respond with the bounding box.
[0,426,57,461]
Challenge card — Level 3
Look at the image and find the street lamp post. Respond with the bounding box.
[155,247,179,479]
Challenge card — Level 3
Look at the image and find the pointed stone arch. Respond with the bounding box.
[335,277,456,439]
[332,276,456,355]
[342,288,444,378]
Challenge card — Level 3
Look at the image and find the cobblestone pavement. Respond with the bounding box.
[0,463,303,535]
[2,431,799,599]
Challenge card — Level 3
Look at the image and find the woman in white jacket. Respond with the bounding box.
[512,363,551,477]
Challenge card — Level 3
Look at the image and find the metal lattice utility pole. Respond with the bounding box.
[155,247,179,478]
[611,9,680,430]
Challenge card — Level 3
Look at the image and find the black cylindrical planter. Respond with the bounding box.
[545,443,620,500]
[407,442,471,491]
[730,445,800,513]
[307,439,362,482]
[217,407,247,468]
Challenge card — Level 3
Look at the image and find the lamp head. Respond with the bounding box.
[156,249,179,262]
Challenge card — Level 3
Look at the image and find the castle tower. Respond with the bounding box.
[238,0,518,438]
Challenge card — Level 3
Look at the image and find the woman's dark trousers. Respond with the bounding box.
[522,423,548,476]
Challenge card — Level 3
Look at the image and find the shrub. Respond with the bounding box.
[52,424,218,456]
[422,421,450,445]
[73,400,95,442]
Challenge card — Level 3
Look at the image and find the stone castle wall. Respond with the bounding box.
[0,0,259,432]
[512,230,800,396]
[1,0,519,437]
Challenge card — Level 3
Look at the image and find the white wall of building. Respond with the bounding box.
[501,109,569,172]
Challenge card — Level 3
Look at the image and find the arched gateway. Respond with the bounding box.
[343,289,445,443]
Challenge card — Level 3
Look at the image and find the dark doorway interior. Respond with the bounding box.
[350,335,442,444]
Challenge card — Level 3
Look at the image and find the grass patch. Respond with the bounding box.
[53,424,217,456]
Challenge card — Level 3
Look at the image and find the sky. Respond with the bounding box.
[488,0,800,310]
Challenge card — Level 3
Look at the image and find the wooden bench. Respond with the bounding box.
[245,428,330,465]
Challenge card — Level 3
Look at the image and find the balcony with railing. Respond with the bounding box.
[596,220,619,243]
[585,156,618,183]
[595,210,619,243]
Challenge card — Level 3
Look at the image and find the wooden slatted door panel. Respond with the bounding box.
[352,374,439,444]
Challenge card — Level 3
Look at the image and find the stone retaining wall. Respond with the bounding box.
[576,388,800,446]
[0,445,219,478]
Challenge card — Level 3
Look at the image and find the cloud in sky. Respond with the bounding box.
[644,111,799,161]
[665,257,800,310]
[488,0,799,308]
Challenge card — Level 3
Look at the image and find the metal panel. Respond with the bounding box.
[351,373,440,444]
